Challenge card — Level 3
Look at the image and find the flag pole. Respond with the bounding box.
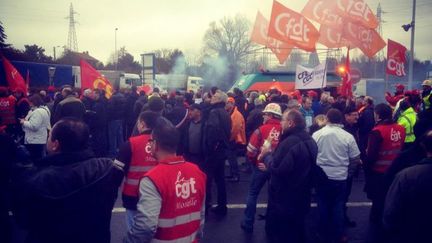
[408,0,416,90]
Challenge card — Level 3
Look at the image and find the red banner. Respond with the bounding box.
[80,59,113,98]
[302,0,343,29]
[268,0,320,52]
[386,39,407,77]
[342,21,386,58]
[331,0,378,29]
[1,56,27,94]
[251,11,293,64]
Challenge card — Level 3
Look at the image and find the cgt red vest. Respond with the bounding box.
[247,119,282,164]
[0,95,17,125]
[122,134,157,197]
[146,156,206,243]
[372,124,406,173]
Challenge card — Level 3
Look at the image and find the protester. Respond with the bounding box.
[233,87,247,118]
[300,96,314,131]
[125,86,139,138]
[385,84,405,108]
[358,96,375,161]
[313,109,361,243]
[202,90,231,215]
[19,94,51,162]
[182,103,205,168]
[383,130,432,243]
[261,109,318,243]
[309,114,327,135]
[396,98,417,149]
[51,86,85,124]
[421,79,432,110]
[107,89,126,157]
[363,104,405,242]
[116,111,160,230]
[342,104,360,227]
[225,97,246,182]
[245,97,265,139]
[13,118,124,243]
[0,87,17,134]
[124,117,206,243]
[241,103,282,233]
[90,89,109,157]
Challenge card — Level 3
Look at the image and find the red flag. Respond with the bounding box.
[331,0,379,29]
[386,39,407,77]
[250,11,293,64]
[318,24,351,48]
[268,0,320,52]
[301,0,343,29]
[251,12,269,46]
[342,20,386,58]
[340,47,353,98]
[1,56,27,94]
[80,59,113,99]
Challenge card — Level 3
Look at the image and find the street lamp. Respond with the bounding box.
[53,45,61,61]
[115,27,118,70]
[402,0,416,90]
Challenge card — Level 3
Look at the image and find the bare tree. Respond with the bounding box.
[203,14,254,67]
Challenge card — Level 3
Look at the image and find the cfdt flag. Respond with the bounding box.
[342,21,386,58]
[331,0,379,29]
[1,56,27,94]
[386,39,407,77]
[251,11,293,64]
[301,0,343,29]
[268,0,320,52]
[295,63,327,89]
[80,60,113,98]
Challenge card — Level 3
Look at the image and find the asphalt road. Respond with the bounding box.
[110,162,373,243]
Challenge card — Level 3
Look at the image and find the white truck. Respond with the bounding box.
[72,67,142,90]
[154,74,203,93]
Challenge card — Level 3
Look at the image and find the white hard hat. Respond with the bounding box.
[263,103,282,117]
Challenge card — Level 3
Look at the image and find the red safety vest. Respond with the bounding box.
[372,123,406,173]
[146,156,206,243]
[122,134,157,197]
[247,119,282,164]
[0,95,17,125]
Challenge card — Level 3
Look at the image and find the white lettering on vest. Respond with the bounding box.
[175,171,197,200]
[390,128,401,142]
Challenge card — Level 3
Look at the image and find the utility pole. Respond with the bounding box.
[115,27,118,70]
[408,0,416,90]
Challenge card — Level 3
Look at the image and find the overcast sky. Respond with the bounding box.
[1,0,431,64]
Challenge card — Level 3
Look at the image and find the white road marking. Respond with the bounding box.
[111,202,372,213]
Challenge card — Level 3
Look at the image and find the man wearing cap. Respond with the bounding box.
[225,97,246,182]
[182,103,205,168]
[421,79,432,110]
[241,103,282,233]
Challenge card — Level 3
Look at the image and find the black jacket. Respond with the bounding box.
[12,150,123,243]
[203,102,231,156]
[383,157,432,243]
[267,127,318,218]
[52,95,86,124]
[245,104,264,139]
[107,92,126,121]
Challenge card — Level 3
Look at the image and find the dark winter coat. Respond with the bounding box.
[383,157,432,243]
[358,105,375,156]
[52,95,86,124]
[107,92,126,121]
[12,150,123,243]
[202,102,231,157]
[245,104,264,139]
[267,127,318,218]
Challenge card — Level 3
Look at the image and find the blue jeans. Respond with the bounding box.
[125,209,138,230]
[242,166,270,229]
[108,120,124,158]
[316,179,347,242]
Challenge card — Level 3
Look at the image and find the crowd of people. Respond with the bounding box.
[1,80,432,243]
